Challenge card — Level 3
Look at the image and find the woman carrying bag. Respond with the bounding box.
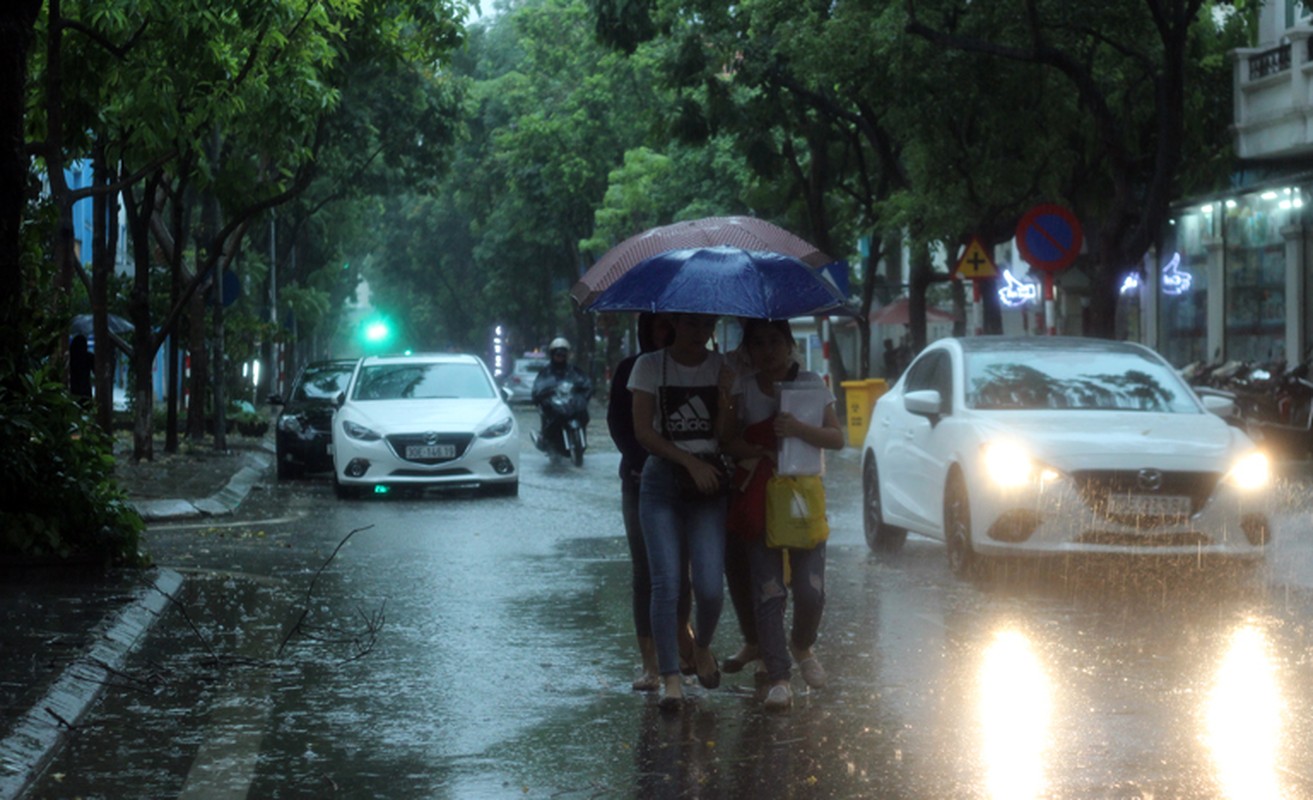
[725,318,844,712]
[629,313,736,711]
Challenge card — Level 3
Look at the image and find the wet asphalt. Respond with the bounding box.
[17,405,1313,799]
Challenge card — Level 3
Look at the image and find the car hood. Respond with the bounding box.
[972,410,1251,471]
[344,398,508,432]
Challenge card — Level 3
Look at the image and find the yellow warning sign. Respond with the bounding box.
[954,236,997,280]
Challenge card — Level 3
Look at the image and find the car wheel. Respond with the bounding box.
[944,474,977,579]
[483,480,519,497]
[863,456,906,554]
[333,474,361,500]
[277,456,302,481]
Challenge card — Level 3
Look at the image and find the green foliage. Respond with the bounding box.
[0,363,146,566]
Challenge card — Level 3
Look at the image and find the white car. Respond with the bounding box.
[861,336,1273,577]
[331,353,520,498]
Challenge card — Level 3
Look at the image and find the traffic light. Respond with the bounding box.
[359,314,394,352]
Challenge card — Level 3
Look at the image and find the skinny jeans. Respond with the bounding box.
[639,457,727,677]
[622,485,691,640]
[748,537,827,682]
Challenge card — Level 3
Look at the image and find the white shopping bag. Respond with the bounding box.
[776,379,832,476]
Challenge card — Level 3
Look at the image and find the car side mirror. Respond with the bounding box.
[1200,393,1236,418]
[267,393,285,406]
[335,392,346,408]
[501,385,514,402]
[904,389,943,419]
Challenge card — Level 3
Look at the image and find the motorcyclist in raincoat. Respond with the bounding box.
[531,338,593,461]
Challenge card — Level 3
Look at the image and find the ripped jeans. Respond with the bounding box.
[748,538,827,682]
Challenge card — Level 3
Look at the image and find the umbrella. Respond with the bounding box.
[71,313,133,337]
[571,216,836,309]
[581,246,851,320]
[869,297,955,326]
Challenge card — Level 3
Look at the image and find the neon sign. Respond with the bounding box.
[1118,252,1192,296]
[998,269,1039,307]
[1161,252,1192,295]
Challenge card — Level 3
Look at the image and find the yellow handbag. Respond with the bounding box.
[764,475,830,549]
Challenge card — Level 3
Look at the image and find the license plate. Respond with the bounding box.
[405,444,456,459]
[1105,493,1190,517]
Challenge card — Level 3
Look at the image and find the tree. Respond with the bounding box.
[907,0,1247,338]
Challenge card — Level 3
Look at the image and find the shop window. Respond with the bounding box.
[1224,201,1286,364]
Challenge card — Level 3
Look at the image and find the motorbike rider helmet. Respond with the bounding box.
[548,337,571,354]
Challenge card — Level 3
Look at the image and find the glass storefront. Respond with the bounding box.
[1223,191,1292,365]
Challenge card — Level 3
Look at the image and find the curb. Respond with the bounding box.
[0,568,185,800]
[130,445,274,522]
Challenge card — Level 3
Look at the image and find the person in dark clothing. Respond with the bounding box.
[69,335,93,403]
[607,314,693,691]
[532,337,593,450]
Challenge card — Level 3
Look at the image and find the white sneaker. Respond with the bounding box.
[796,656,827,689]
[763,683,792,712]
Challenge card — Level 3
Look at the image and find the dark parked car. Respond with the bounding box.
[269,358,358,479]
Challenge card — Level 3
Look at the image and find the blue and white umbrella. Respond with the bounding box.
[580,246,851,320]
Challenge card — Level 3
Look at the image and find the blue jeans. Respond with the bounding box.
[623,486,691,640]
[748,538,827,682]
[640,457,727,676]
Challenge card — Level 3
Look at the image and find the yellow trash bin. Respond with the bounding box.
[841,380,874,448]
[841,379,891,448]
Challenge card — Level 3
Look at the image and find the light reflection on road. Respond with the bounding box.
[978,628,1052,800]
[1205,623,1285,800]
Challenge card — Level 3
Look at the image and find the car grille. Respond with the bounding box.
[1073,531,1213,547]
[386,433,474,465]
[1070,470,1221,528]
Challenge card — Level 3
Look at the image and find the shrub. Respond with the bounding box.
[0,360,146,565]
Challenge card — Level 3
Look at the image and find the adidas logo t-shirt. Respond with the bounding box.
[627,349,727,455]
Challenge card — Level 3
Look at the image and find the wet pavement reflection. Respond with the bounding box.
[23,412,1313,798]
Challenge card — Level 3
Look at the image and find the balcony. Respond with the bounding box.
[1233,28,1313,160]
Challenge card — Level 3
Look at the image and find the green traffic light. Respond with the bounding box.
[365,322,390,342]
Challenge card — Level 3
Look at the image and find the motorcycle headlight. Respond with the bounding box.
[277,414,304,433]
[1224,450,1271,491]
[342,420,381,441]
[981,441,1061,488]
[479,416,515,439]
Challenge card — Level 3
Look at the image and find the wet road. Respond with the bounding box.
[26,407,1313,799]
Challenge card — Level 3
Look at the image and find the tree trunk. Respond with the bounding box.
[124,175,160,461]
[0,3,41,368]
[91,144,115,430]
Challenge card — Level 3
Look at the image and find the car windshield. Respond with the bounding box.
[292,364,353,402]
[352,362,495,401]
[965,348,1198,413]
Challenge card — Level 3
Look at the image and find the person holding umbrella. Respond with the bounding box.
[628,313,736,711]
[607,313,696,692]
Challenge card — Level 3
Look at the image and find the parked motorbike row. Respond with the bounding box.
[1180,355,1313,458]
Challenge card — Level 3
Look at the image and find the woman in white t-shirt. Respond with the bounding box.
[724,318,843,712]
[628,313,736,711]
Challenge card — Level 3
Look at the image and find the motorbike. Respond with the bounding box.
[533,377,590,466]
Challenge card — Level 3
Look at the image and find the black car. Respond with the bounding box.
[269,358,358,479]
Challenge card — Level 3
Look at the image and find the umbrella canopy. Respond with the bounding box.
[71,313,133,337]
[581,246,850,320]
[869,297,955,326]
[572,216,835,309]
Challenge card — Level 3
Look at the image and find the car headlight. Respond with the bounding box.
[277,414,305,433]
[1224,450,1271,491]
[479,416,515,439]
[980,441,1061,488]
[341,420,381,441]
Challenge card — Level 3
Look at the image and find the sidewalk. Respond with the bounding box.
[0,435,273,800]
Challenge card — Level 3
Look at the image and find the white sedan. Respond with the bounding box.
[861,336,1273,577]
[331,353,520,498]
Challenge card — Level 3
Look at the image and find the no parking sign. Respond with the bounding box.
[1015,204,1083,334]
